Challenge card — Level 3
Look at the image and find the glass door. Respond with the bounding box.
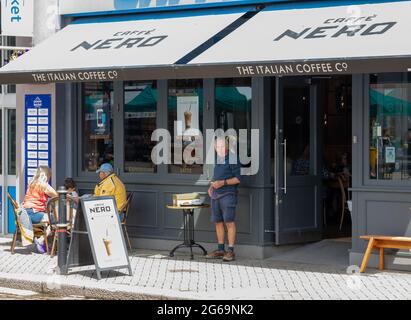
[6,109,17,234]
[274,77,323,245]
[0,109,3,234]
[0,108,17,235]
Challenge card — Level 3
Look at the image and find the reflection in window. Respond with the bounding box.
[369,73,411,180]
[0,110,2,175]
[7,85,16,94]
[4,37,17,93]
[215,78,252,130]
[168,79,203,174]
[82,82,113,172]
[124,81,157,173]
[7,109,16,175]
[285,86,310,176]
[215,78,252,155]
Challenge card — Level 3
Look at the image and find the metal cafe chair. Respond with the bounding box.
[46,196,76,257]
[7,192,49,254]
[46,197,59,257]
[120,193,134,251]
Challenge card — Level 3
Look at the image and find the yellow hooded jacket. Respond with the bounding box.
[94,173,127,212]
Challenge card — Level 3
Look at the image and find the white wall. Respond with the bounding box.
[33,0,60,45]
[16,84,57,202]
[15,0,59,202]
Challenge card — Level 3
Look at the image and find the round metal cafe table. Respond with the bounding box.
[166,204,210,260]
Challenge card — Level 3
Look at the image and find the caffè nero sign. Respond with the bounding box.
[273,14,396,42]
[31,70,120,83]
[235,61,350,76]
[190,2,411,66]
[70,30,167,51]
[66,196,132,280]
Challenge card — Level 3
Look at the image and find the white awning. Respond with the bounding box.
[0,12,244,84]
[190,1,411,76]
[2,1,411,83]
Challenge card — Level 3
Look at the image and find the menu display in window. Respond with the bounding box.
[177,95,200,136]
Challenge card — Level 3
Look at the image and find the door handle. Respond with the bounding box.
[281,139,287,194]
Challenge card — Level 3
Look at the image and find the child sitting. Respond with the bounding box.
[64,178,79,224]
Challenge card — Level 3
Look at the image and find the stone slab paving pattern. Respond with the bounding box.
[0,238,409,300]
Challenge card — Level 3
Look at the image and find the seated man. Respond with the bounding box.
[94,163,127,220]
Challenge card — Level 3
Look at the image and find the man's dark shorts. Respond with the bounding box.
[211,192,238,223]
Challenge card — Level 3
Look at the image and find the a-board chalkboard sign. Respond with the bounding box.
[66,196,132,280]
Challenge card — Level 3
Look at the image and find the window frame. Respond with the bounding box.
[7,109,16,176]
[0,109,2,176]
[121,80,160,178]
[76,81,117,179]
[75,78,257,187]
[166,78,208,179]
[364,72,411,187]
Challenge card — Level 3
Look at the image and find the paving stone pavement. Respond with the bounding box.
[0,238,410,300]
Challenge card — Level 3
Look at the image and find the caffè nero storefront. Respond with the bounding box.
[1,0,411,270]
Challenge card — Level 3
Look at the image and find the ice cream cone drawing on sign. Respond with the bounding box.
[103,228,112,256]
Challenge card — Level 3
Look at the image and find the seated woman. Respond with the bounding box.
[22,166,58,253]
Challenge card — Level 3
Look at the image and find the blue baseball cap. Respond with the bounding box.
[96,163,113,174]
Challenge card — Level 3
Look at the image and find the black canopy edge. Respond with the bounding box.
[0,56,410,85]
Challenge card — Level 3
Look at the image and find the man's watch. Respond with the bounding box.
[224,179,228,186]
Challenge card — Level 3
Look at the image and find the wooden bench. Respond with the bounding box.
[359,235,411,273]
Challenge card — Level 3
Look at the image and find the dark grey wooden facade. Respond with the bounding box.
[48,74,411,268]
[349,75,411,270]
[53,78,275,258]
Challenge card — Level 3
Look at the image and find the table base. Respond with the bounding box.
[169,208,208,260]
[169,243,207,260]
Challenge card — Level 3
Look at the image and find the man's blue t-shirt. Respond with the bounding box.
[212,154,242,194]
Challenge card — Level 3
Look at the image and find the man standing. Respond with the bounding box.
[206,137,241,262]
[94,163,127,217]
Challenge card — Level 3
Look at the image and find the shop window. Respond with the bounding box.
[215,78,252,137]
[81,82,114,172]
[3,37,17,93]
[0,110,2,175]
[168,79,203,174]
[369,73,411,181]
[7,109,16,175]
[124,81,157,173]
[284,85,311,176]
[7,85,16,94]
